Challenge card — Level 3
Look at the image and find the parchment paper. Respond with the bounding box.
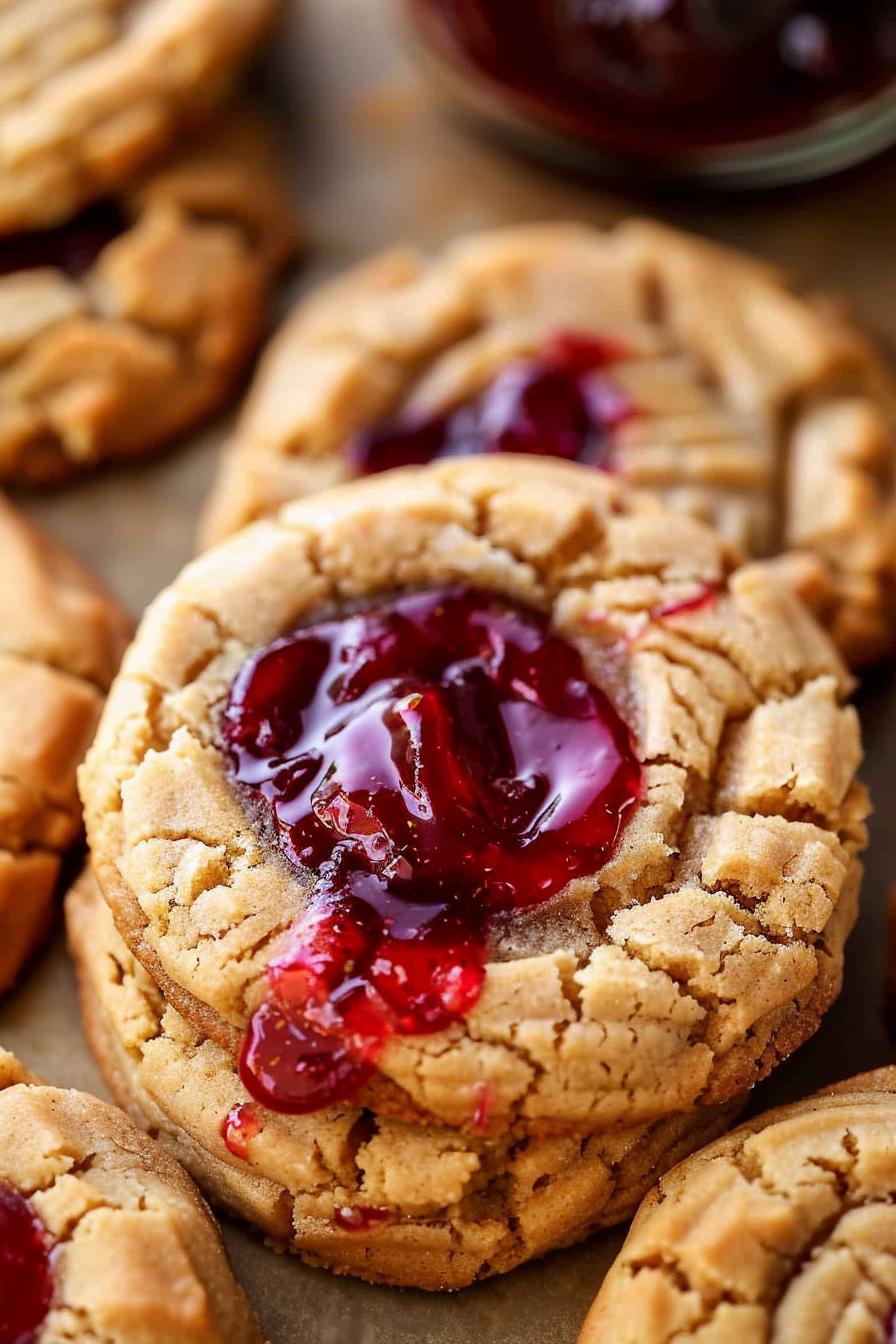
[3,3,896,1339]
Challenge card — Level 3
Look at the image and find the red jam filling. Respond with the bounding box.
[221,1103,262,1161]
[0,1180,54,1344]
[350,332,634,476]
[652,585,718,622]
[223,586,642,1116]
[0,201,128,280]
[472,1081,494,1133]
[333,1205,392,1233]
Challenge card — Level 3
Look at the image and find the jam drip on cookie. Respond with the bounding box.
[0,1180,54,1344]
[351,333,634,475]
[221,1103,262,1161]
[0,201,128,280]
[333,1206,392,1233]
[224,586,642,1115]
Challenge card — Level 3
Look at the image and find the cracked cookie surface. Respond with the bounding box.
[0,491,130,992]
[66,865,742,1290]
[578,1067,896,1344]
[81,457,868,1134]
[201,220,896,667]
[0,0,279,233]
[0,1046,261,1343]
[0,105,296,485]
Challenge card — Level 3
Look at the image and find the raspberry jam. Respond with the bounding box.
[223,586,642,1115]
[220,1103,262,1161]
[406,1,896,185]
[333,1206,392,1233]
[351,333,633,476]
[0,201,127,280]
[0,1180,54,1344]
[652,585,718,622]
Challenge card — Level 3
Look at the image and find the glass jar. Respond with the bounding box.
[404,1,896,186]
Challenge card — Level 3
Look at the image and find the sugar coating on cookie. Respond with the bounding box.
[201,220,896,666]
[0,1045,261,1343]
[81,457,868,1136]
[579,1067,896,1344]
[0,0,279,233]
[0,493,130,993]
[66,866,742,1290]
[0,107,297,485]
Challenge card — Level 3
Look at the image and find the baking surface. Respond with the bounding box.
[3,2,896,1340]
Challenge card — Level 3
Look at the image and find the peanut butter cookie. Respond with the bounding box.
[81,458,868,1137]
[67,865,742,1290]
[202,221,896,666]
[0,106,297,485]
[579,1068,896,1344]
[0,1047,261,1342]
[0,492,130,992]
[0,0,279,232]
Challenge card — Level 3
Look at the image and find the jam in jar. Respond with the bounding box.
[404,1,896,185]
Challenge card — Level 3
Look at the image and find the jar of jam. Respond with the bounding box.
[403,1,896,186]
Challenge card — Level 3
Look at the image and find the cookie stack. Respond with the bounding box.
[0,0,297,485]
[73,446,869,1288]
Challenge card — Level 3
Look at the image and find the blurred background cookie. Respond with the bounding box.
[201,221,896,667]
[0,0,281,232]
[0,107,297,485]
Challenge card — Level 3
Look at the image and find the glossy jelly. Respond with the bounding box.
[351,332,633,475]
[221,1103,262,1162]
[224,586,642,1115]
[0,1180,54,1344]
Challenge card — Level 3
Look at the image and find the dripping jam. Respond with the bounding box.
[333,1206,392,1233]
[221,1103,262,1162]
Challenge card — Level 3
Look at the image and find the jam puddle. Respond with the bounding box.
[351,332,634,475]
[223,585,642,1116]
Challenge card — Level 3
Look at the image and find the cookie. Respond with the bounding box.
[0,0,279,233]
[578,1068,896,1344]
[0,492,130,992]
[0,1046,261,1342]
[0,105,297,485]
[201,220,896,667]
[67,865,742,1290]
[81,457,867,1138]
